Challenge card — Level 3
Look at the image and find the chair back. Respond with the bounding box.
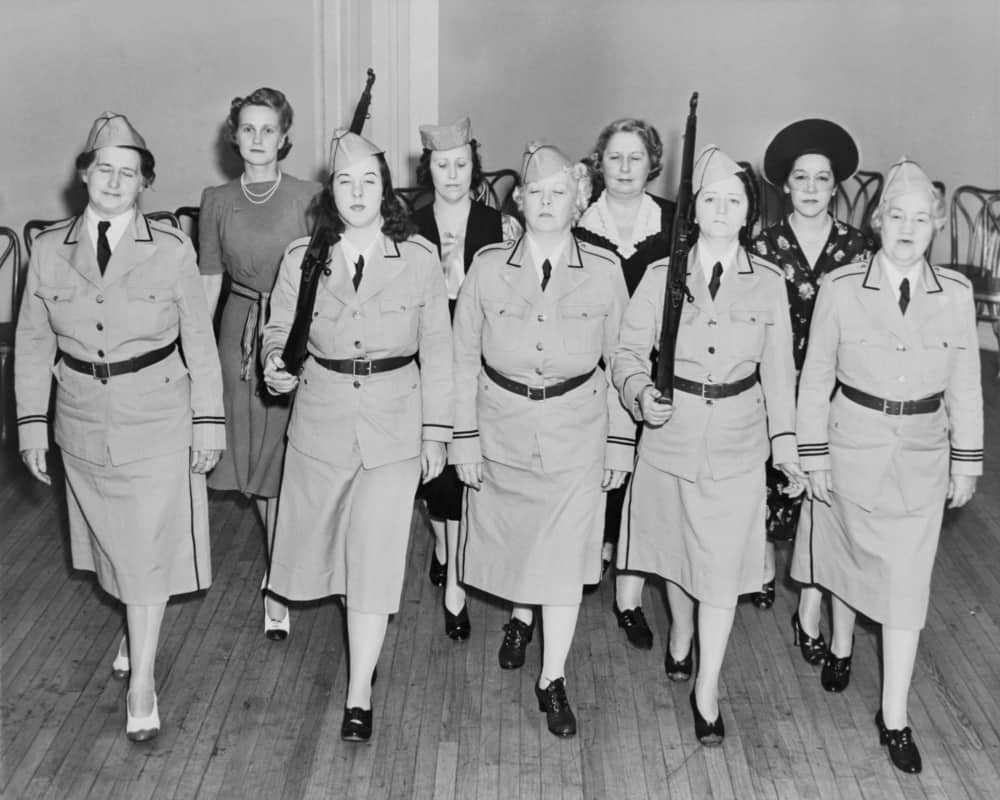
[24,218,70,259]
[832,170,883,234]
[477,169,519,215]
[395,187,433,216]
[175,206,200,253]
[0,227,22,321]
[0,227,22,446]
[145,210,180,228]
[948,185,1000,276]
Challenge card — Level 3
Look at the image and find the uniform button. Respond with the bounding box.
[708,346,715,354]
[313,311,319,318]
[706,376,714,383]
[353,380,361,389]
[100,379,107,385]
[323,268,332,276]
[535,367,543,375]
[708,319,717,327]
[536,342,544,351]
[706,399,713,405]
[353,311,361,319]
[96,295,105,304]
[354,340,362,348]
[96,323,103,331]
[942,342,948,348]
[164,377,170,383]
[98,350,105,357]
[896,344,906,351]
[537,314,545,322]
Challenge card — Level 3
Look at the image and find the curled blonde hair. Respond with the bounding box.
[513,162,592,225]
[870,185,947,234]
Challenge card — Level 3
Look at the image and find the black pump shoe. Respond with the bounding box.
[444,601,471,641]
[689,690,724,746]
[876,710,922,774]
[791,613,828,665]
[341,706,373,742]
[428,551,446,587]
[535,678,577,737]
[665,645,694,682]
[751,579,775,609]
[613,604,654,650]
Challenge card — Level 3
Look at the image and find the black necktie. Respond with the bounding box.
[708,261,723,300]
[352,255,365,291]
[541,258,552,291]
[97,221,112,276]
[899,277,910,315]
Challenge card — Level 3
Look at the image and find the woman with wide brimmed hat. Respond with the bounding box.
[793,157,982,773]
[198,88,322,642]
[451,141,634,737]
[15,111,225,742]
[612,145,802,746]
[750,119,874,649]
[262,129,453,743]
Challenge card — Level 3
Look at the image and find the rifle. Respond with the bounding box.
[281,69,376,375]
[654,92,699,401]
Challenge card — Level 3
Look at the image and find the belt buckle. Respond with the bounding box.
[883,398,902,415]
[352,359,373,377]
[701,382,711,399]
[91,362,111,380]
[528,384,545,400]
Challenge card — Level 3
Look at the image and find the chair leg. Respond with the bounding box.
[994,320,1000,379]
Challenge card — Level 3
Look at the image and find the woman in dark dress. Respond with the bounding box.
[751,119,873,658]
[410,117,506,640]
[198,88,320,640]
[575,118,675,651]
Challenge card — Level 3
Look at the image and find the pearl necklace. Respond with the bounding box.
[240,171,282,205]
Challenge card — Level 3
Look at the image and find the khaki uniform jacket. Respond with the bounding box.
[15,213,225,465]
[450,236,634,473]
[262,234,452,469]
[612,245,798,480]
[797,257,983,511]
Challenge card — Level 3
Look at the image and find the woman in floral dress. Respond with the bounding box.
[751,119,873,662]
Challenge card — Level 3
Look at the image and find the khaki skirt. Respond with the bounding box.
[267,442,420,614]
[458,454,605,606]
[618,455,765,609]
[64,448,211,605]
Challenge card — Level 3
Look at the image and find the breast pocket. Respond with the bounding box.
[126,284,177,334]
[379,294,421,346]
[729,308,772,357]
[920,333,961,379]
[35,285,78,336]
[482,297,529,352]
[562,303,608,355]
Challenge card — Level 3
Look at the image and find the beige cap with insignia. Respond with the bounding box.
[329,128,384,173]
[521,141,574,184]
[882,157,936,203]
[84,112,148,153]
[692,145,743,193]
[419,116,472,151]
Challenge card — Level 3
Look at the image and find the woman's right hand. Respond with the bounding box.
[263,352,298,394]
[805,469,833,505]
[638,385,674,427]
[455,462,483,490]
[21,448,51,486]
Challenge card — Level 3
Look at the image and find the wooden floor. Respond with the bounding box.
[2,358,1000,799]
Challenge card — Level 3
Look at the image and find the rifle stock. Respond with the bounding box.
[654,92,699,401]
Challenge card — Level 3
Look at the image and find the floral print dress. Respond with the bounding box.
[753,216,874,540]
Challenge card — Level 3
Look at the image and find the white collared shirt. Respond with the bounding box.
[340,234,379,284]
[697,241,740,286]
[526,235,569,285]
[877,252,917,303]
[85,206,132,257]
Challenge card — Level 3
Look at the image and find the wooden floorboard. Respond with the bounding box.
[3,351,1000,799]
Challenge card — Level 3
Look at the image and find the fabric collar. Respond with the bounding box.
[84,206,134,254]
[697,239,740,284]
[577,191,661,258]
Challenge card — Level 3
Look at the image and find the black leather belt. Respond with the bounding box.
[674,372,758,399]
[310,353,416,376]
[61,341,177,380]
[483,361,595,401]
[840,384,943,415]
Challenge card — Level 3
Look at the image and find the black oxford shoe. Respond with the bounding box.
[613,603,654,650]
[498,618,533,669]
[876,710,922,774]
[535,678,577,737]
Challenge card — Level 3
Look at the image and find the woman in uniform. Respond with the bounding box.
[199,87,320,640]
[261,130,452,743]
[410,116,504,640]
[15,112,225,741]
[793,158,982,773]
[451,142,633,737]
[612,146,802,745]
[576,117,675,651]
[751,119,873,654]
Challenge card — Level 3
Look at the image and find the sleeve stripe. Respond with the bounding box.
[422,423,454,429]
[453,430,479,440]
[607,436,636,446]
[17,415,48,425]
[769,431,794,441]
[193,416,226,424]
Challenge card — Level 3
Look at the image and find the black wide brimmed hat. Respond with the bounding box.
[762,118,859,186]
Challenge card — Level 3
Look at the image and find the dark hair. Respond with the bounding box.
[75,146,156,187]
[315,153,416,242]
[689,169,759,247]
[414,139,485,196]
[585,118,664,196]
[227,87,294,160]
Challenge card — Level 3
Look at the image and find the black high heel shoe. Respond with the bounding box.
[444,600,471,640]
[664,643,693,682]
[428,552,446,587]
[791,613,828,665]
[875,709,922,774]
[820,639,853,693]
[751,579,775,609]
[689,690,724,746]
[341,706,373,742]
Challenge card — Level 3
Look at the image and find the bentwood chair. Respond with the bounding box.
[395,187,433,215]
[478,169,519,216]
[23,218,64,259]
[175,206,200,253]
[940,185,1000,373]
[832,170,884,236]
[145,210,180,229]
[0,227,24,445]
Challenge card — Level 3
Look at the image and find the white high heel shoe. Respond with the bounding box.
[262,575,290,641]
[126,691,160,742]
[111,636,130,680]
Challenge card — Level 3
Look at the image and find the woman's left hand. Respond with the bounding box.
[602,469,628,491]
[191,449,223,474]
[776,462,808,498]
[947,474,977,508]
[421,441,447,483]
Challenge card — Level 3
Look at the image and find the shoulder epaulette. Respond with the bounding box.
[749,253,783,278]
[577,239,617,265]
[475,239,515,258]
[933,265,972,289]
[402,234,434,255]
[148,219,185,244]
[830,264,867,282]
[285,236,311,256]
[35,217,75,241]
